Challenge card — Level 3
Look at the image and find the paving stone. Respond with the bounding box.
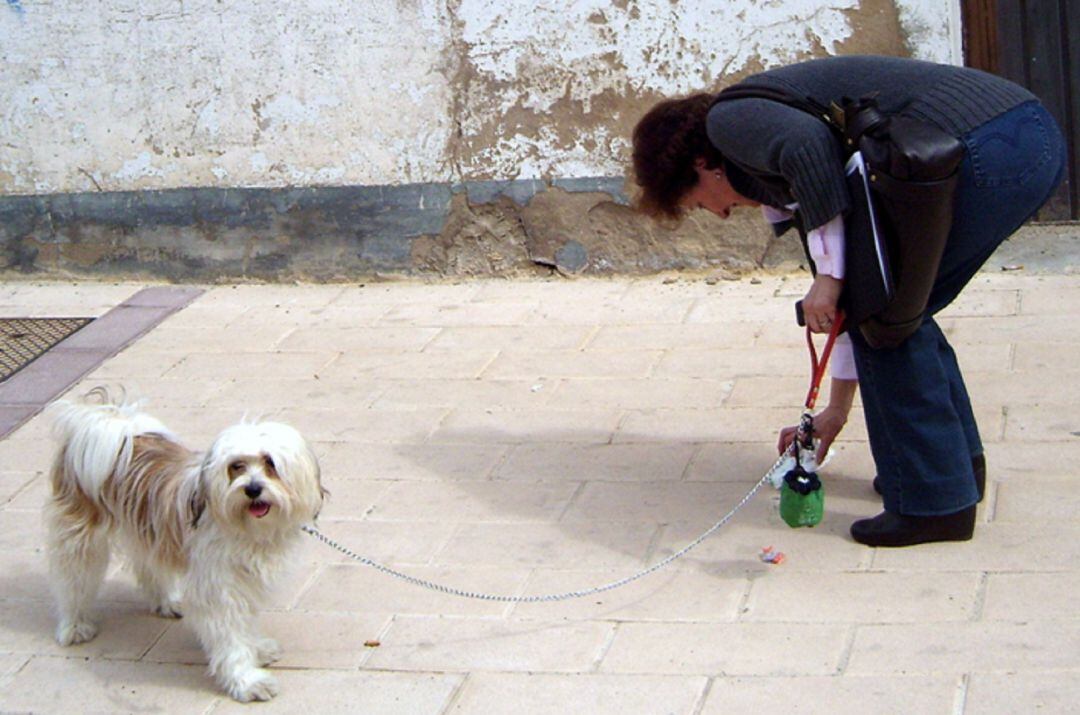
[321,349,498,380]
[700,675,958,715]
[944,314,1078,344]
[847,621,1080,674]
[80,348,189,379]
[1019,285,1080,314]
[0,348,114,404]
[432,408,622,444]
[164,351,339,381]
[1003,405,1080,441]
[0,599,169,659]
[685,296,797,323]
[298,564,531,617]
[433,521,659,569]
[615,407,871,444]
[495,442,697,482]
[2,270,1078,712]
[313,478,393,521]
[0,655,218,713]
[212,377,383,411]
[994,478,1080,523]
[965,672,1080,714]
[145,611,391,669]
[0,548,50,602]
[482,349,662,380]
[3,471,46,510]
[367,480,577,522]
[196,284,346,307]
[587,323,761,350]
[449,672,708,715]
[563,480,772,524]
[524,298,694,326]
[0,404,41,440]
[298,519,458,566]
[509,568,747,623]
[870,523,1080,572]
[0,509,47,552]
[655,347,812,378]
[55,306,175,350]
[371,379,557,410]
[316,442,506,481]
[132,324,297,352]
[279,325,440,351]
[211,669,463,715]
[283,407,448,443]
[334,282,482,305]
[0,470,37,505]
[546,378,734,409]
[380,302,537,327]
[981,572,1080,620]
[742,571,979,623]
[600,622,848,675]
[427,325,594,351]
[365,616,614,672]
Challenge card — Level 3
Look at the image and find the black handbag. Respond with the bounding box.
[712,85,966,348]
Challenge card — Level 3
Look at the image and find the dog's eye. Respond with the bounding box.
[228,461,246,479]
[263,455,277,475]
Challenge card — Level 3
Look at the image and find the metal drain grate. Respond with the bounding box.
[0,318,93,382]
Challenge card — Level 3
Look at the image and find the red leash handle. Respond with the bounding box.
[803,311,846,411]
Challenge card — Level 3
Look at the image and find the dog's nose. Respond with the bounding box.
[244,483,263,499]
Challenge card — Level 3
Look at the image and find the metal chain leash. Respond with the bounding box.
[301,461,779,603]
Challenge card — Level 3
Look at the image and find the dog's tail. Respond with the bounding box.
[47,387,173,498]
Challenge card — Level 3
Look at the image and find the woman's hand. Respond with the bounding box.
[776,379,857,462]
[802,274,843,333]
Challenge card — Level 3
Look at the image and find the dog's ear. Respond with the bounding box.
[189,481,206,528]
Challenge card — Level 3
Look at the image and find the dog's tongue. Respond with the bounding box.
[249,501,271,518]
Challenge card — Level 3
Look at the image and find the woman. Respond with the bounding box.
[632,55,1066,547]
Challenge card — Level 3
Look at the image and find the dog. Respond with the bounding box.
[45,388,324,702]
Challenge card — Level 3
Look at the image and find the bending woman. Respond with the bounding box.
[631,55,1066,547]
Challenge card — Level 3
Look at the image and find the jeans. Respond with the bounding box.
[850,100,1066,515]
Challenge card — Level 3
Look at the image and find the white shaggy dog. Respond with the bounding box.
[45,389,324,702]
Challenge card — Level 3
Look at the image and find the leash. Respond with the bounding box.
[302,463,778,603]
[778,308,846,528]
[803,311,847,412]
[302,309,848,600]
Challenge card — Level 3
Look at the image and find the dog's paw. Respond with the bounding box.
[255,638,282,666]
[152,601,182,619]
[56,619,98,646]
[227,669,279,702]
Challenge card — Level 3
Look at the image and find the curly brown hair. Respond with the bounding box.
[631,93,725,220]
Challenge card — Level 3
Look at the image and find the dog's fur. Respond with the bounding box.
[45,389,324,702]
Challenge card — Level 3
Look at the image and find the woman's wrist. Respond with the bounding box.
[827,378,857,414]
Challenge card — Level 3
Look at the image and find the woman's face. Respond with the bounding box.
[679,160,760,218]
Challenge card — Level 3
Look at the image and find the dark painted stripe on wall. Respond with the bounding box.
[0,178,628,280]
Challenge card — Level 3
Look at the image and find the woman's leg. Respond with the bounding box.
[851,100,1066,543]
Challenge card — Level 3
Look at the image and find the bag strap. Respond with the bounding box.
[713,83,884,150]
[713,83,841,131]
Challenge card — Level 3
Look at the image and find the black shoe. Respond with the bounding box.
[872,453,986,501]
[850,507,976,547]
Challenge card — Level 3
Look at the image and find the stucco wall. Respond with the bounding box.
[0,0,963,279]
[2,0,960,195]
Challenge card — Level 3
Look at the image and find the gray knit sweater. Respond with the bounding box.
[706,55,1036,230]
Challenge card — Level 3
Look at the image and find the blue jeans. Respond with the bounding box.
[850,100,1066,516]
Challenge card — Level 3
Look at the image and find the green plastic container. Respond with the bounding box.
[779,469,824,528]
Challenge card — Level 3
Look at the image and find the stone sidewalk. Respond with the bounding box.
[1,269,1078,713]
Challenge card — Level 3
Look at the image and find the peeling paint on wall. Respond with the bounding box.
[1,1,959,196]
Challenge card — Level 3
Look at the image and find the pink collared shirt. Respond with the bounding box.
[761,207,857,381]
